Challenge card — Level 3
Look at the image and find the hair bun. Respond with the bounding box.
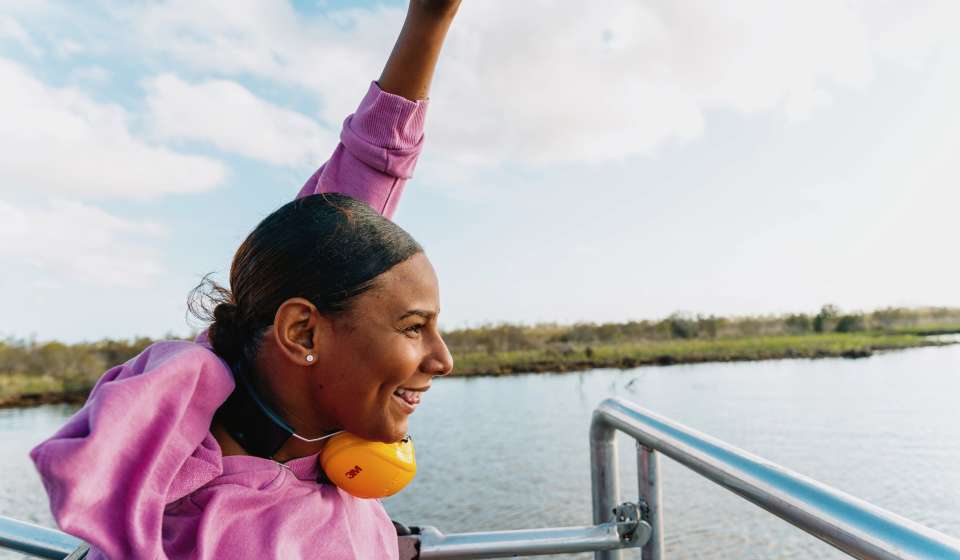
[213,302,239,327]
[210,302,244,364]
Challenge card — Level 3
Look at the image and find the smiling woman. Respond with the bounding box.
[28,1,460,559]
[202,195,451,453]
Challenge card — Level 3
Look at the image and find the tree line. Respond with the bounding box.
[2,306,959,385]
[440,306,960,354]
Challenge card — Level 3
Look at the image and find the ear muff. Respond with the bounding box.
[320,433,416,499]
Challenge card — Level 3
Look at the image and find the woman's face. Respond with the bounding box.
[312,252,453,442]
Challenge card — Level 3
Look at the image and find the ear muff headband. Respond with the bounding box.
[217,361,307,458]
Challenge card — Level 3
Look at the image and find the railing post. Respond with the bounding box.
[638,443,664,560]
[590,410,621,560]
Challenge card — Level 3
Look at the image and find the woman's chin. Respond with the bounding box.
[382,419,409,443]
[383,423,408,443]
[354,419,407,443]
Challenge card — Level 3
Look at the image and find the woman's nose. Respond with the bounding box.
[423,332,454,376]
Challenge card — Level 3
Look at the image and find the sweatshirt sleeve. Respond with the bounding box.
[296,81,428,220]
[29,342,234,560]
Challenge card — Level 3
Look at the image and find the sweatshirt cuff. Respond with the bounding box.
[339,81,428,179]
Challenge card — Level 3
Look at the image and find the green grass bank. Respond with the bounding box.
[2,306,959,407]
[451,332,947,375]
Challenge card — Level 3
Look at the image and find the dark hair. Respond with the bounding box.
[189,194,423,366]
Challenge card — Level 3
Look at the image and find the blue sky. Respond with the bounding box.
[1,1,959,342]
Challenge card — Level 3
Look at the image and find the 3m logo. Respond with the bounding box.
[345,465,363,479]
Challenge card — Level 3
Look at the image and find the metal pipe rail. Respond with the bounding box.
[408,506,649,559]
[413,523,621,559]
[590,397,960,560]
[0,516,82,559]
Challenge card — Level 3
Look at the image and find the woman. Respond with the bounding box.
[30,1,460,558]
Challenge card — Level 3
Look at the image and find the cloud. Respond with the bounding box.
[0,198,167,287]
[135,1,400,123]
[0,57,227,200]
[144,74,336,166]
[0,14,41,55]
[54,37,84,58]
[68,65,111,85]
[131,0,959,168]
[9,1,956,174]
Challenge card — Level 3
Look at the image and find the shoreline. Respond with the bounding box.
[2,333,954,409]
[450,334,954,376]
[1,390,89,409]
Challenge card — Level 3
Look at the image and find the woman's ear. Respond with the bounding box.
[272,297,331,366]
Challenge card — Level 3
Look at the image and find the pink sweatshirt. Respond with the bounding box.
[30,82,428,560]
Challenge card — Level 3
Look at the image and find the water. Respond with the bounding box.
[3,343,960,559]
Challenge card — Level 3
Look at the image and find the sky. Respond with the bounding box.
[1,1,959,342]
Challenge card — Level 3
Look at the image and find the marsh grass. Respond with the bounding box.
[450,333,937,375]
[2,306,958,405]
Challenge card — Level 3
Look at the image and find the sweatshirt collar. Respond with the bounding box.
[219,452,321,482]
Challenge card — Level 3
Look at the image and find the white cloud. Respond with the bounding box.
[136,0,399,124]
[0,14,41,55]
[0,198,167,287]
[144,74,336,166]
[0,57,227,200]
[54,37,84,58]
[9,1,956,174]
[131,0,959,167]
[68,65,111,85]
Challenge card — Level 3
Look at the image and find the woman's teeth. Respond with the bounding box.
[393,388,422,406]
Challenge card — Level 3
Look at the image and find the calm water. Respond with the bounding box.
[2,343,959,559]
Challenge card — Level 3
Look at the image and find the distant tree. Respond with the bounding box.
[697,315,724,338]
[813,304,840,333]
[870,307,909,330]
[784,314,813,334]
[666,313,699,339]
[835,315,865,333]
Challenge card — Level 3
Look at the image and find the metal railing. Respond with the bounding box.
[4,397,960,559]
[590,397,960,560]
[0,517,82,559]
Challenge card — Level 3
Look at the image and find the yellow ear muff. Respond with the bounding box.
[319,432,416,499]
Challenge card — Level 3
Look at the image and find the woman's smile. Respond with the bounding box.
[392,385,429,413]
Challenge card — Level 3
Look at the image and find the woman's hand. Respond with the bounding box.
[377,0,461,101]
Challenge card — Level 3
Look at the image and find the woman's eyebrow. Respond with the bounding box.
[398,309,436,320]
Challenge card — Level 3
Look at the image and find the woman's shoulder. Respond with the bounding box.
[138,337,227,369]
[92,338,232,394]
[30,338,238,560]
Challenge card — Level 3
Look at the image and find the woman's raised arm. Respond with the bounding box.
[297,0,460,219]
[378,0,461,101]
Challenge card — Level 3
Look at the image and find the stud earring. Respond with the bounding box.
[305,354,315,363]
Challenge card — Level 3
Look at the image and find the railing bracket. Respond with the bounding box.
[612,502,651,548]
